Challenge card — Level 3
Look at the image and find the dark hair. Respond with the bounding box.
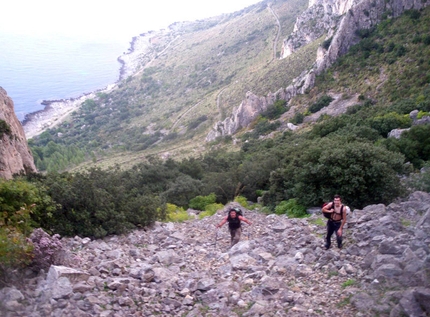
[334,194,341,199]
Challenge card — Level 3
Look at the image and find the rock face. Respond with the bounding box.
[0,87,37,179]
[206,71,315,141]
[281,0,356,59]
[206,0,430,141]
[316,0,429,72]
[2,192,430,316]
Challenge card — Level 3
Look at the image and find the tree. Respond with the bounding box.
[162,175,203,207]
[264,140,406,208]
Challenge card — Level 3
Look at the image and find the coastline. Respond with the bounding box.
[22,85,116,139]
[22,31,159,140]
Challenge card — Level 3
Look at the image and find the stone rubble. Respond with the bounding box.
[1,191,430,317]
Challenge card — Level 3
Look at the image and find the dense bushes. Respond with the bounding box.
[262,139,406,209]
[261,100,288,120]
[383,124,430,169]
[0,179,58,279]
[368,112,412,137]
[38,168,165,238]
[308,95,334,113]
[275,199,308,218]
[189,193,216,210]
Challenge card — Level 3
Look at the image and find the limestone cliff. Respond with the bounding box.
[206,0,429,142]
[0,87,37,179]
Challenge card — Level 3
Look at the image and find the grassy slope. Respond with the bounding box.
[287,7,430,121]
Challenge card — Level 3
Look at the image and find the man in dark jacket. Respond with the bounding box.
[216,208,252,246]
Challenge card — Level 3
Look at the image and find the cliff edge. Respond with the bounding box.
[0,87,37,179]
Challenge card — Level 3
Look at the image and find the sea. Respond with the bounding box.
[0,32,132,122]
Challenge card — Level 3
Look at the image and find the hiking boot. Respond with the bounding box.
[338,244,342,249]
[324,244,330,250]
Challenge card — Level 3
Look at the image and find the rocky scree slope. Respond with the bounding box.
[1,191,430,317]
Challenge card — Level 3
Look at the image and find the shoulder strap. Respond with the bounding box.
[331,202,344,220]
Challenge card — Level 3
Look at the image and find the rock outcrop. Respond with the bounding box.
[2,191,430,316]
[316,0,429,72]
[0,87,37,179]
[206,0,430,141]
[206,71,315,141]
[281,0,356,59]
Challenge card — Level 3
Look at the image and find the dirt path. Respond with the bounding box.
[268,4,282,62]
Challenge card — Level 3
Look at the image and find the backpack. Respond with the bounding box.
[227,207,243,217]
[322,202,344,220]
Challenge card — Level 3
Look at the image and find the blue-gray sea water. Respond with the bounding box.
[0,32,131,121]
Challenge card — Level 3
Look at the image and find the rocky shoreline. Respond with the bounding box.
[21,31,160,140]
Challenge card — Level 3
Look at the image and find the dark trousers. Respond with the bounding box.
[229,227,242,246]
[326,220,342,248]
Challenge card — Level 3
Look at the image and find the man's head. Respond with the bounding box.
[334,194,341,206]
[229,210,237,218]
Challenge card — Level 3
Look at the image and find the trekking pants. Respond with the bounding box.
[229,227,242,246]
[326,220,342,248]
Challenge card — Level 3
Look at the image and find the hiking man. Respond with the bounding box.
[216,208,252,246]
[322,194,347,250]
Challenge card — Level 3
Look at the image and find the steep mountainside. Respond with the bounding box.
[0,87,36,179]
[23,0,430,172]
[208,0,429,140]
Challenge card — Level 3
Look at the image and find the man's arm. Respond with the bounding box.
[239,216,252,225]
[322,202,334,213]
[340,207,347,230]
[216,216,228,228]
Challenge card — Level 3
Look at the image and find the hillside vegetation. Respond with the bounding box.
[3,3,428,231]
[1,5,430,316]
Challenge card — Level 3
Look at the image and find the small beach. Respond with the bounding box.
[21,32,158,140]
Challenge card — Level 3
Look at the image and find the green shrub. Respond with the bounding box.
[189,193,217,210]
[387,99,417,114]
[0,200,35,279]
[234,196,249,209]
[291,112,304,124]
[261,100,288,120]
[384,124,430,169]
[0,120,12,138]
[165,203,190,222]
[198,203,224,219]
[275,199,308,218]
[0,178,57,233]
[40,169,163,238]
[252,118,281,136]
[266,140,406,209]
[0,227,33,270]
[309,95,334,113]
[368,112,412,137]
[341,279,356,288]
[406,164,430,191]
[417,110,429,119]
